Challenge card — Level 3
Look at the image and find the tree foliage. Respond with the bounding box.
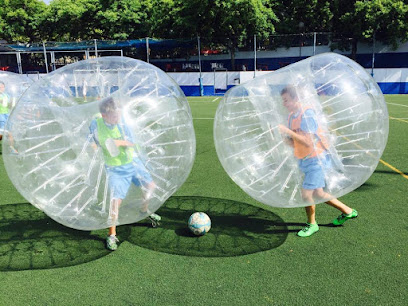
[40,0,102,41]
[151,0,277,40]
[40,0,153,41]
[0,0,407,62]
[97,0,152,40]
[0,0,47,43]
[332,0,408,58]
[272,0,333,34]
[151,0,277,69]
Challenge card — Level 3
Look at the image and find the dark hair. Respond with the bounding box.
[0,81,5,86]
[99,97,117,114]
[281,85,298,100]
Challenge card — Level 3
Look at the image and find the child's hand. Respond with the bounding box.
[278,124,290,134]
[114,140,134,147]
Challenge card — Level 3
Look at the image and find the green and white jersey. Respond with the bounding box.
[0,92,10,114]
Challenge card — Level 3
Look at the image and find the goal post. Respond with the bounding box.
[213,68,228,95]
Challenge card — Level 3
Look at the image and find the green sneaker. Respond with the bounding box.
[297,223,319,237]
[333,209,358,226]
[106,235,119,251]
[148,213,161,227]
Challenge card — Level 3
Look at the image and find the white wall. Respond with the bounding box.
[35,67,408,87]
[168,69,408,86]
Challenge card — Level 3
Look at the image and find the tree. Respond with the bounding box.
[272,0,333,34]
[41,0,154,41]
[97,0,152,40]
[150,0,180,38]
[267,0,333,50]
[40,0,103,41]
[332,0,408,59]
[151,0,278,70]
[0,0,47,43]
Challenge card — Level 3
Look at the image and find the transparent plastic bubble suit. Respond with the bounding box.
[3,57,196,230]
[214,53,388,208]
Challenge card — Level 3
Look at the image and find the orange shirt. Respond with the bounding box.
[288,107,328,159]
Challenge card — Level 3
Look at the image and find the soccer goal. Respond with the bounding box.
[25,71,40,81]
[213,68,228,95]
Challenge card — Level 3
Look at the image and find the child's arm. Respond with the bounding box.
[113,139,134,147]
[278,125,313,147]
[115,121,135,148]
[89,119,100,150]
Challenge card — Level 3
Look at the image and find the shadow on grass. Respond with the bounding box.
[0,203,130,272]
[127,196,288,257]
[352,182,377,192]
[271,221,336,228]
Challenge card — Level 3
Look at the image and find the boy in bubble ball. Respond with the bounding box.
[278,85,358,237]
[89,97,161,250]
[0,81,11,140]
[0,80,18,154]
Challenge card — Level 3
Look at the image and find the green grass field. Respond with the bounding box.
[0,95,407,305]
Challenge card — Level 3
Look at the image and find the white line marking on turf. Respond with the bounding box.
[389,116,408,123]
[212,97,220,102]
[386,102,408,108]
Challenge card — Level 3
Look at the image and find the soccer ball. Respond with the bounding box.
[188,212,211,236]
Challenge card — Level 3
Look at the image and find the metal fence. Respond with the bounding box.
[0,33,380,75]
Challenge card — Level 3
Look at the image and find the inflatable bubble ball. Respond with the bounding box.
[3,57,196,230]
[214,53,388,208]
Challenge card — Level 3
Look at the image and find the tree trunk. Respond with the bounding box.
[230,47,236,71]
[351,39,358,60]
[229,40,236,71]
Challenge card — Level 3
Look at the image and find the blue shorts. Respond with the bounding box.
[106,159,153,200]
[298,154,331,190]
[0,113,9,132]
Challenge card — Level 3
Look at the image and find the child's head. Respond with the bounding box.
[281,85,300,112]
[100,97,120,125]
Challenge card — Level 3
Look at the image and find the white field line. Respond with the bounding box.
[386,102,408,108]
[389,116,408,123]
[387,102,408,122]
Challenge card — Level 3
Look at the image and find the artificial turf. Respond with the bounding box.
[0,95,407,305]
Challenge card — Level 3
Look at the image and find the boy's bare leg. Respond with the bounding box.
[108,225,116,236]
[109,198,122,225]
[297,189,319,237]
[106,198,121,250]
[302,189,317,224]
[314,187,358,225]
[9,132,15,147]
[7,132,18,153]
[314,188,352,214]
[305,205,316,224]
[141,182,161,227]
[141,182,156,213]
